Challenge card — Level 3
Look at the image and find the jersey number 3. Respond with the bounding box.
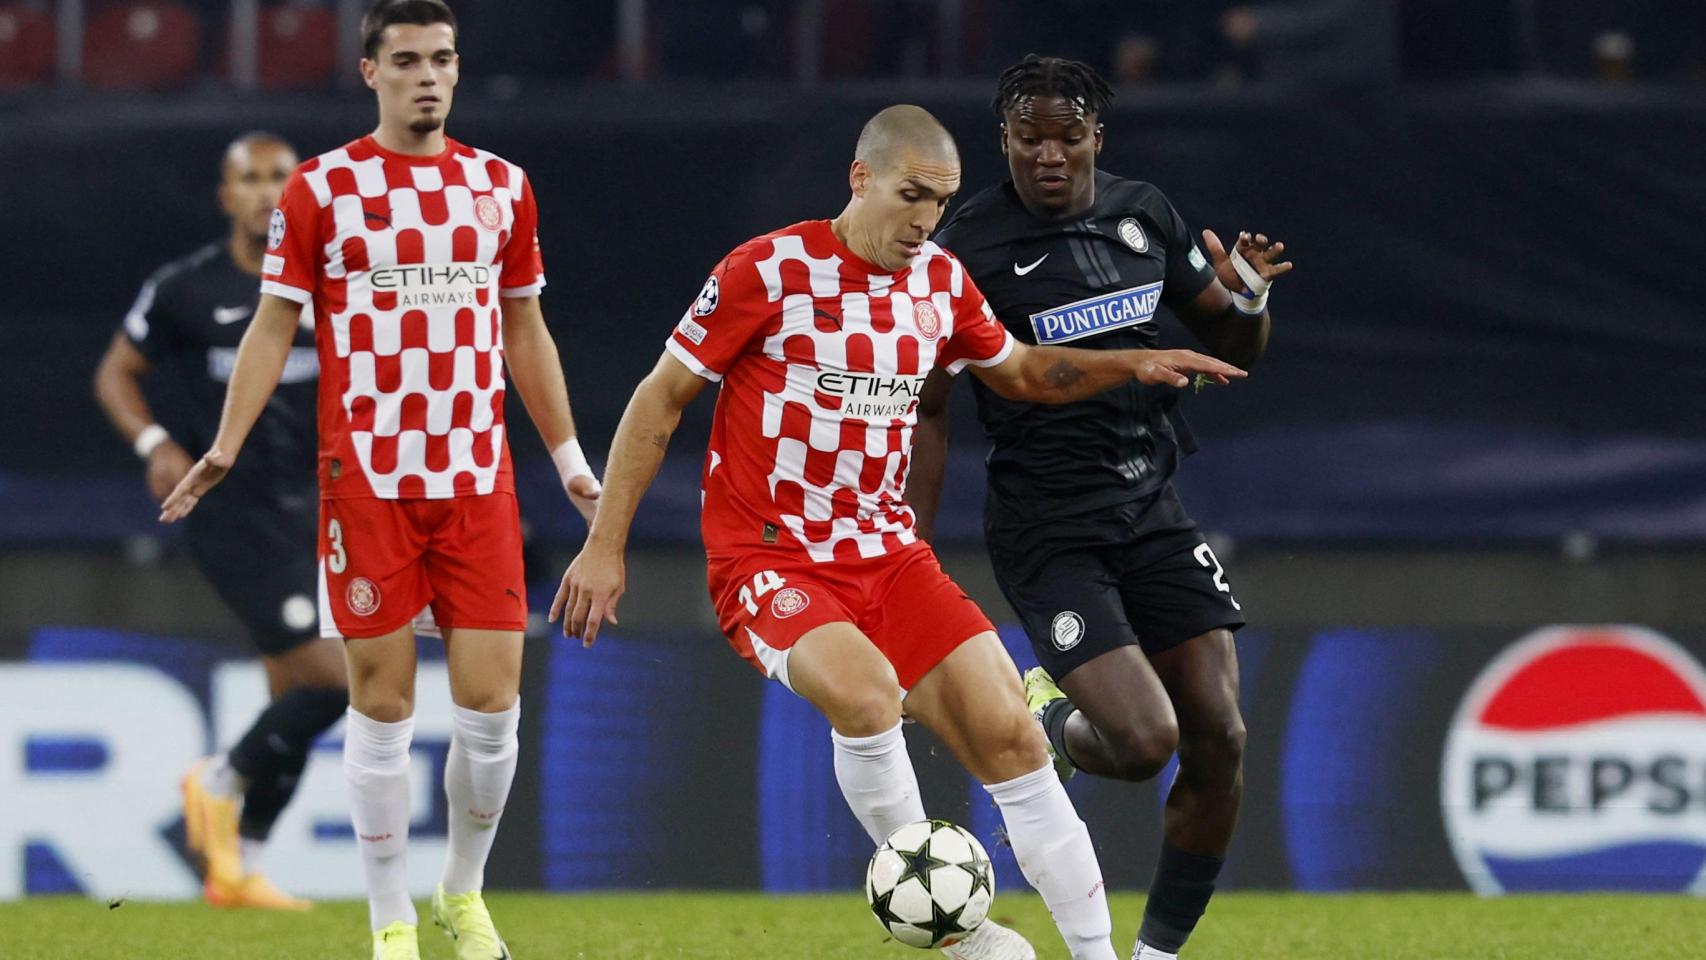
[327,518,348,574]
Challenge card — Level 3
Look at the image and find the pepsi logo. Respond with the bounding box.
[1441,625,1706,894]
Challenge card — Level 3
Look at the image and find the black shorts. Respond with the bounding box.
[184,492,320,656]
[988,495,1245,681]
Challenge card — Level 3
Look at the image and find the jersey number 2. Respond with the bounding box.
[1192,543,1240,611]
[739,570,785,616]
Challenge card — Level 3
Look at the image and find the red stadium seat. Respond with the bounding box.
[0,5,54,89]
[257,4,337,89]
[82,2,201,90]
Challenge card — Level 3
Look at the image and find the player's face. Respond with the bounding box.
[850,151,960,271]
[219,141,297,241]
[362,23,459,135]
[1001,96,1103,217]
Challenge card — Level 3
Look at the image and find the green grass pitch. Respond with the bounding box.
[3,891,1701,959]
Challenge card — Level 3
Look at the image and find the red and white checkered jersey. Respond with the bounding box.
[260,135,545,500]
[667,220,1014,564]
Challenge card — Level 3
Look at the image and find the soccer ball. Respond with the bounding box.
[866,819,995,948]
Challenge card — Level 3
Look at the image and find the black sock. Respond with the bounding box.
[1040,698,1079,769]
[228,686,348,840]
[1138,841,1225,953]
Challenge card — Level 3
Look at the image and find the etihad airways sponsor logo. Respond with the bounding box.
[366,263,493,308]
[813,370,927,420]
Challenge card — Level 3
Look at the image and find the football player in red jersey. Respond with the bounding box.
[161,3,599,958]
[553,105,1243,960]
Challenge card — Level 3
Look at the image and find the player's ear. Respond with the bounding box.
[849,160,868,197]
[998,123,1009,157]
[1093,123,1104,155]
[359,57,378,91]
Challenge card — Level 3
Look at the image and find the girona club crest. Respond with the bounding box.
[914,301,941,340]
[771,587,811,619]
[346,577,381,617]
[474,195,503,232]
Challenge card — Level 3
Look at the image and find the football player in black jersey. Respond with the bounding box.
[911,56,1293,960]
[93,133,348,911]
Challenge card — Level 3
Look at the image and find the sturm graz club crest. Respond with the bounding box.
[1117,217,1147,253]
[1051,611,1085,651]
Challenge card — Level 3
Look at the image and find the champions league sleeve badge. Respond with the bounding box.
[267,208,287,250]
[694,275,720,317]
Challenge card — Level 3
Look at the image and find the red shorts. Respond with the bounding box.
[317,493,526,640]
[708,541,995,691]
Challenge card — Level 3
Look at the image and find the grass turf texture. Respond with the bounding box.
[2,892,1700,959]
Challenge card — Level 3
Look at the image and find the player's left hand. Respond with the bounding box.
[158,449,234,523]
[1202,229,1293,296]
[549,545,624,648]
[566,473,601,526]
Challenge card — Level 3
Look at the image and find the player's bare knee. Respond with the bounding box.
[1108,717,1180,782]
[1181,712,1246,778]
[823,678,903,737]
[971,707,1050,781]
[351,694,414,724]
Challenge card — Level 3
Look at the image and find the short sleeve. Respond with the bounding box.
[260,171,321,305]
[1159,197,1216,306]
[121,266,177,363]
[664,248,771,383]
[499,173,546,297]
[936,275,1014,375]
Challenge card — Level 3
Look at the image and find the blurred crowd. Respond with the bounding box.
[2,0,1702,91]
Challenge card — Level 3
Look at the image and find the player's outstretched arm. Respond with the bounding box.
[93,333,197,502]
[549,351,708,646]
[1175,229,1293,369]
[970,340,1246,405]
[158,293,301,522]
[904,368,955,543]
[500,295,602,524]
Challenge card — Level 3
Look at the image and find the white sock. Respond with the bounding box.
[440,699,521,895]
[1134,943,1180,960]
[343,707,416,931]
[240,837,265,874]
[986,764,1116,960]
[202,754,247,797]
[832,721,926,844]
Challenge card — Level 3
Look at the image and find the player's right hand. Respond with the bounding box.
[550,547,624,648]
[1131,349,1247,389]
[158,449,234,523]
[145,440,196,502]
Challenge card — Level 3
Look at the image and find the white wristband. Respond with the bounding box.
[551,438,596,489]
[133,424,170,460]
[1228,245,1270,316]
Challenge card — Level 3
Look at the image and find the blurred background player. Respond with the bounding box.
[552,103,1245,960]
[915,55,1293,960]
[92,131,345,912]
[160,2,601,957]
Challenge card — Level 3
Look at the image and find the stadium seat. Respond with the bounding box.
[0,5,54,90]
[82,2,201,90]
[257,4,337,89]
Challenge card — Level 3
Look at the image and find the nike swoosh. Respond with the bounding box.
[1014,254,1049,276]
[212,305,253,325]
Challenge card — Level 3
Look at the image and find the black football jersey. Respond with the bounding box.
[122,242,318,507]
[934,171,1218,524]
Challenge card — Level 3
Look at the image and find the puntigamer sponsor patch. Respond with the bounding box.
[1029,281,1163,344]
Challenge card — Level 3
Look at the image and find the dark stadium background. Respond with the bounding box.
[1,0,1703,901]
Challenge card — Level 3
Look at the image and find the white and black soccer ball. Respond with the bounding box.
[866,819,995,949]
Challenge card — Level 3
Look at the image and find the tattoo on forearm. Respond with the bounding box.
[649,431,670,451]
[1043,359,1086,391]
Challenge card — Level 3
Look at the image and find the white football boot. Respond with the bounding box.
[942,920,1038,960]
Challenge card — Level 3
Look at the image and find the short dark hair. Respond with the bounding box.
[991,54,1116,118]
[362,0,457,60]
[219,130,293,178]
